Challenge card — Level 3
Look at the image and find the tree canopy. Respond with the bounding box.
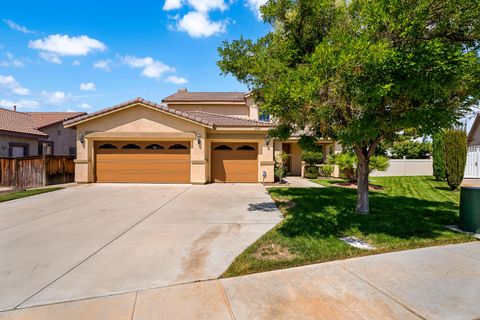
[218,0,480,212]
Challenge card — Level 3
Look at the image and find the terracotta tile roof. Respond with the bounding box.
[64,97,272,129]
[0,108,47,137]
[162,91,246,103]
[26,112,86,128]
[186,111,274,128]
[468,113,480,144]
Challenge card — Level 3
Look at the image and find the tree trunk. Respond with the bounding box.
[355,149,370,214]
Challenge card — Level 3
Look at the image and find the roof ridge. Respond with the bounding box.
[187,110,263,122]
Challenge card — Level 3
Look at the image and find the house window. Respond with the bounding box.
[237,145,255,151]
[259,111,270,122]
[169,144,188,149]
[214,145,233,150]
[98,143,117,149]
[146,144,164,149]
[9,143,29,157]
[122,144,141,149]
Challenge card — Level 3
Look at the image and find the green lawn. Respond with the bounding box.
[222,176,474,277]
[0,187,62,203]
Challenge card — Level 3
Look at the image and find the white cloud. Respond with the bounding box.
[0,52,25,67]
[166,75,188,84]
[0,99,39,109]
[177,11,227,37]
[187,0,227,12]
[163,0,227,12]
[245,0,267,19]
[163,0,183,10]
[29,34,106,64]
[93,59,112,71]
[41,91,71,104]
[39,51,62,64]
[0,75,30,95]
[80,82,96,91]
[3,19,34,34]
[121,55,175,79]
[72,60,81,66]
[78,102,92,109]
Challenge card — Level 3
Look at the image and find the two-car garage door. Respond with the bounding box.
[95,141,190,183]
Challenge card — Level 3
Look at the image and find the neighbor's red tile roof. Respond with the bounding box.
[162,91,246,103]
[26,112,86,128]
[0,108,85,137]
[64,97,273,129]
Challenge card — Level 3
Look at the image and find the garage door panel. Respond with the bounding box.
[211,143,258,183]
[95,141,190,183]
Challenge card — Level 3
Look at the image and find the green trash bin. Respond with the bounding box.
[459,186,480,233]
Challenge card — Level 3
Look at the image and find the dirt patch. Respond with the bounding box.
[253,243,297,261]
[332,182,384,191]
[275,199,297,209]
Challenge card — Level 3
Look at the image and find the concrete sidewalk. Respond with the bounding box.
[1,242,479,320]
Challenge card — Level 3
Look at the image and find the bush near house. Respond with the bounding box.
[444,129,467,190]
[319,164,334,177]
[301,150,323,179]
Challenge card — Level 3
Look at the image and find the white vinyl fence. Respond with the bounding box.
[370,158,433,177]
[465,145,480,178]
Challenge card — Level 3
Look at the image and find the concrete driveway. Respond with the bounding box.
[0,183,282,311]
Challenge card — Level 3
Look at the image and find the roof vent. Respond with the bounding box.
[13,105,17,112]
[178,87,188,92]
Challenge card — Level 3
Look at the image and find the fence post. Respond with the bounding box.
[42,155,48,187]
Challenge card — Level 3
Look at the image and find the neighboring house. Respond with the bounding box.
[466,113,480,179]
[468,113,480,146]
[64,89,338,184]
[0,107,86,157]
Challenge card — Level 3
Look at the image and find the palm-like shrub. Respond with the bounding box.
[328,153,389,183]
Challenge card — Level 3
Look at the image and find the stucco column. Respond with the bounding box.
[258,137,275,183]
[190,129,207,184]
[74,134,91,183]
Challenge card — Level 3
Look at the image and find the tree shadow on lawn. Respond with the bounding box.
[270,187,460,241]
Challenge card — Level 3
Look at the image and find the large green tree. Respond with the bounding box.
[218,0,480,213]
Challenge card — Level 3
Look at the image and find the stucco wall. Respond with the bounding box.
[74,103,208,183]
[0,135,38,157]
[167,103,251,118]
[370,159,433,177]
[40,122,77,156]
[290,143,303,176]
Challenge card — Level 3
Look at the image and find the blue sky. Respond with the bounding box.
[0,0,269,113]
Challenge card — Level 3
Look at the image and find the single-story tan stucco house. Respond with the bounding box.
[64,90,340,184]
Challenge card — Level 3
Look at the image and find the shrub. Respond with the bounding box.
[319,164,334,177]
[301,150,323,165]
[432,132,446,181]
[274,165,287,182]
[327,153,357,183]
[390,140,432,159]
[327,153,389,183]
[444,129,467,190]
[304,165,319,179]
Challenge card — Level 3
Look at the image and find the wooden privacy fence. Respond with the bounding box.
[0,156,75,189]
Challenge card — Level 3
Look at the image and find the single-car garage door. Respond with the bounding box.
[211,142,258,183]
[95,141,190,183]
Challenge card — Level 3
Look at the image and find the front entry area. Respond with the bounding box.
[95,141,191,183]
[211,142,258,182]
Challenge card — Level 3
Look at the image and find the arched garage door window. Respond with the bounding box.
[146,144,164,149]
[169,144,188,149]
[122,144,141,149]
[98,143,117,149]
[237,145,255,151]
[214,145,233,150]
